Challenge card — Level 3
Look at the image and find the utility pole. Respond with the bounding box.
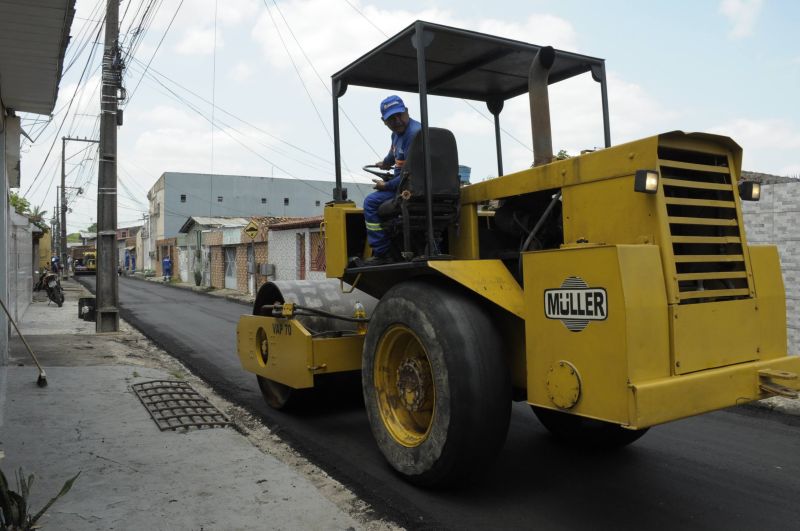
[97,0,122,332]
[54,195,60,267]
[61,136,97,280]
[60,137,66,278]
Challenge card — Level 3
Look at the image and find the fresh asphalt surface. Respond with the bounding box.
[81,276,800,530]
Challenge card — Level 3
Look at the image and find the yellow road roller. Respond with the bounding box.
[237,21,799,487]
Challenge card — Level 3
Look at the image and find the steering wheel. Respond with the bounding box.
[362,165,393,182]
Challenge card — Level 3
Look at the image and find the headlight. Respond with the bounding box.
[634,170,659,194]
[739,181,761,201]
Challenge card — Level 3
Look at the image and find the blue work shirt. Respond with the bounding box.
[381,118,422,192]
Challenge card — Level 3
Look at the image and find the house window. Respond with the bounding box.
[180,194,186,203]
[261,198,267,204]
[283,197,289,206]
[315,200,321,207]
[218,196,223,202]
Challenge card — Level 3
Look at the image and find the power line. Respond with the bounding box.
[125,60,335,176]
[262,0,333,142]
[128,57,333,166]
[125,0,184,105]
[270,0,380,159]
[23,19,105,199]
[124,61,332,196]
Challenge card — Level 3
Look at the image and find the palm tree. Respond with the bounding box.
[28,205,49,231]
[29,205,48,222]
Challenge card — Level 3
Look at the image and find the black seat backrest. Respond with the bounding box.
[400,127,459,198]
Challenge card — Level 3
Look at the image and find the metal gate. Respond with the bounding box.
[224,247,237,289]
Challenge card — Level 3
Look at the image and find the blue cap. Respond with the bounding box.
[380,95,407,120]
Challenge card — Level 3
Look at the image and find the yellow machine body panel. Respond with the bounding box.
[324,201,363,279]
[236,315,364,389]
[523,244,800,428]
[427,260,524,318]
[524,244,671,425]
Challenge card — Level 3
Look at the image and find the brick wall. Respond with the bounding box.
[236,244,249,292]
[742,182,800,354]
[206,231,222,246]
[210,246,224,288]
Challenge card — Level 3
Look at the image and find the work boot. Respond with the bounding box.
[362,254,394,266]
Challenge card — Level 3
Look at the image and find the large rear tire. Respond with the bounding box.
[362,280,511,487]
[532,406,648,449]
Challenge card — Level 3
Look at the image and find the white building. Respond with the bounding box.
[142,172,373,272]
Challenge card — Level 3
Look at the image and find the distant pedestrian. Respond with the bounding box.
[162,255,172,282]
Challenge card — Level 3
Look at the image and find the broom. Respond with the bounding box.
[0,296,47,387]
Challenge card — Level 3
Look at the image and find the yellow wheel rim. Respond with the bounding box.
[374,325,435,448]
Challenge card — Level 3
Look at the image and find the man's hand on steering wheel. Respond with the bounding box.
[362,164,393,185]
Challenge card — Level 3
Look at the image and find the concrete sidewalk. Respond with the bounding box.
[0,280,396,530]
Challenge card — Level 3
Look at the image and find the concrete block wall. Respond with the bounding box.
[269,230,296,280]
[268,228,325,281]
[742,182,800,354]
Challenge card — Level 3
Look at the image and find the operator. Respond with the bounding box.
[362,95,421,265]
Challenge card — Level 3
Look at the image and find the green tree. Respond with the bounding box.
[555,149,571,160]
[86,223,97,233]
[9,191,30,215]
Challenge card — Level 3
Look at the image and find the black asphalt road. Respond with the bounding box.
[81,277,800,530]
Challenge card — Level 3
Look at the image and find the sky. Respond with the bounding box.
[15,0,800,232]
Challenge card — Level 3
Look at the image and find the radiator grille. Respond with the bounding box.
[658,148,751,304]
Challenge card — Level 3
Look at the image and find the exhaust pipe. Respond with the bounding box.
[529,46,555,167]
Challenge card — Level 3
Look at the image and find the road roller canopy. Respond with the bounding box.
[330,20,611,195]
[331,20,607,104]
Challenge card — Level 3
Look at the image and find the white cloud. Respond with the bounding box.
[166,0,260,56]
[719,0,763,38]
[251,1,578,84]
[128,104,328,179]
[230,61,253,83]
[175,27,222,55]
[709,118,800,173]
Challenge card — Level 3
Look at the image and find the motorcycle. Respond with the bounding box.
[35,268,64,307]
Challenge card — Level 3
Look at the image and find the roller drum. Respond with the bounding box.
[253,280,378,334]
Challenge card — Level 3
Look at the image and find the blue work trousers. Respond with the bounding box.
[363,190,395,256]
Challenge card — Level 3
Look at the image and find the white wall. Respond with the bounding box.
[9,211,33,323]
[1,107,8,363]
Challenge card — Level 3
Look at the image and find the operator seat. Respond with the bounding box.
[376,127,460,256]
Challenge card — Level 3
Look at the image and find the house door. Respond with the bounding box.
[224,247,237,289]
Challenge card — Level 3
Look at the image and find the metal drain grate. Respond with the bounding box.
[131,380,230,431]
